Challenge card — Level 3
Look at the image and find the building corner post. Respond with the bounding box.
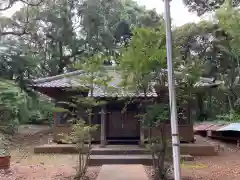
[100,106,106,147]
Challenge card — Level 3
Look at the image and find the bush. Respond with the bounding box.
[0,80,30,130]
[27,98,55,125]
[217,110,240,122]
[144,104,173,180]
[147,135,173,180]
[61,120,98,179]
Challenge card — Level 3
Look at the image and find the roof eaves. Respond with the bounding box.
[32,70,84,84]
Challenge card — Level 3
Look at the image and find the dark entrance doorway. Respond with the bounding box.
[106,101,140,144]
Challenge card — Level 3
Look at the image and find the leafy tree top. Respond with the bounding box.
[183,0,240,16]
[119,27,166,93]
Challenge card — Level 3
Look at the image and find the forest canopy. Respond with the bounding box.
[0,0,240,128]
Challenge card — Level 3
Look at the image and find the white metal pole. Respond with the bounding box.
[163,0,182,180]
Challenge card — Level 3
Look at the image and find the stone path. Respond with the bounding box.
[96,164,148,180]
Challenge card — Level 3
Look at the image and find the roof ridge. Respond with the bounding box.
[32,70,84,84]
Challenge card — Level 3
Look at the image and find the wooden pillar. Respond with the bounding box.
[139,121,145,147]
[100,106,106,147]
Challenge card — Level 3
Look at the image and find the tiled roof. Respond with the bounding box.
[31,69,157,97]
[159,69,223,87]
[31,68,222,98]
[194,77,222,87]
[32,70,84,88]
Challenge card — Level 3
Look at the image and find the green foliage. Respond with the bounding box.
[214,2,240,112]
[183,0,240,16]
[217,110,240,122]
[62,119,98,145]
[144,104,169,128]
[145,104,173,180]
[0,80,30,128]
[27,98,57,125]
[61,53,110,178]
[61,120,98,179]
[0,79,57,127]
[2,0,240,144]
[176,62,204,105]
[120,27,166,93]
[0,0,168,131]
[0,133,10,157]
[74,53,113,96]
[0,0,43,12]
[0,0,165,78]
[72,53,112,110]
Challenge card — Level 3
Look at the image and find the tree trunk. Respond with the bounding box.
[159,124,167,179]
[58,41,65,74]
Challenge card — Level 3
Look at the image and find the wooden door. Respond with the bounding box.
[107,111,140,139]
[107,111,122,138]
[122,111,140,138]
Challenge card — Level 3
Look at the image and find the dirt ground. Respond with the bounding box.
[1,126,240,180]
[180,136,240,180]
[0,125,100,180]
[146,135,240,180]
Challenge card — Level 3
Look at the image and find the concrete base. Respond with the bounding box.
[34,143,217,156]
[180,143,218,156]
[34,144,77,154]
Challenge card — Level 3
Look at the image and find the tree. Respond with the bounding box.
[120,27,166,94]
[183,0,240,16]
[60,53,113,179]
[119,26,166,146]
[145,103,173,180]
[73,53,112,124]
[0,0,44,36]
[173,1,240,120]
[0,0,44,11]
[215,1,240,111]
[62,120,98,179]
[0,0,172,128]
[173,20,223,77]
[0,0,164,77]
[0,79,30,133]
[78,0,163,57]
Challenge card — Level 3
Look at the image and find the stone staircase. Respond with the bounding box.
[89,145,194,166]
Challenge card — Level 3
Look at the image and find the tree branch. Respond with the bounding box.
[0,29,27,36]
[0,4,32,37]
[0,0,44,11]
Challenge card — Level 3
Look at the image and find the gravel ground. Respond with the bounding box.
[0,127,101,180]
[145,135,240,180]
[0,164,100,180]
[3,127,240,180]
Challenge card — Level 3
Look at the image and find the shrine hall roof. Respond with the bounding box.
[31,68,222,98]
[31,69,157,97]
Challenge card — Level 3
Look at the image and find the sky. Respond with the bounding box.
[137,0,201,26]
[2,0,201,26]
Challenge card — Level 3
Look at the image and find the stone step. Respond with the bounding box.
[89,154,194,166]
[91,146,148,155]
